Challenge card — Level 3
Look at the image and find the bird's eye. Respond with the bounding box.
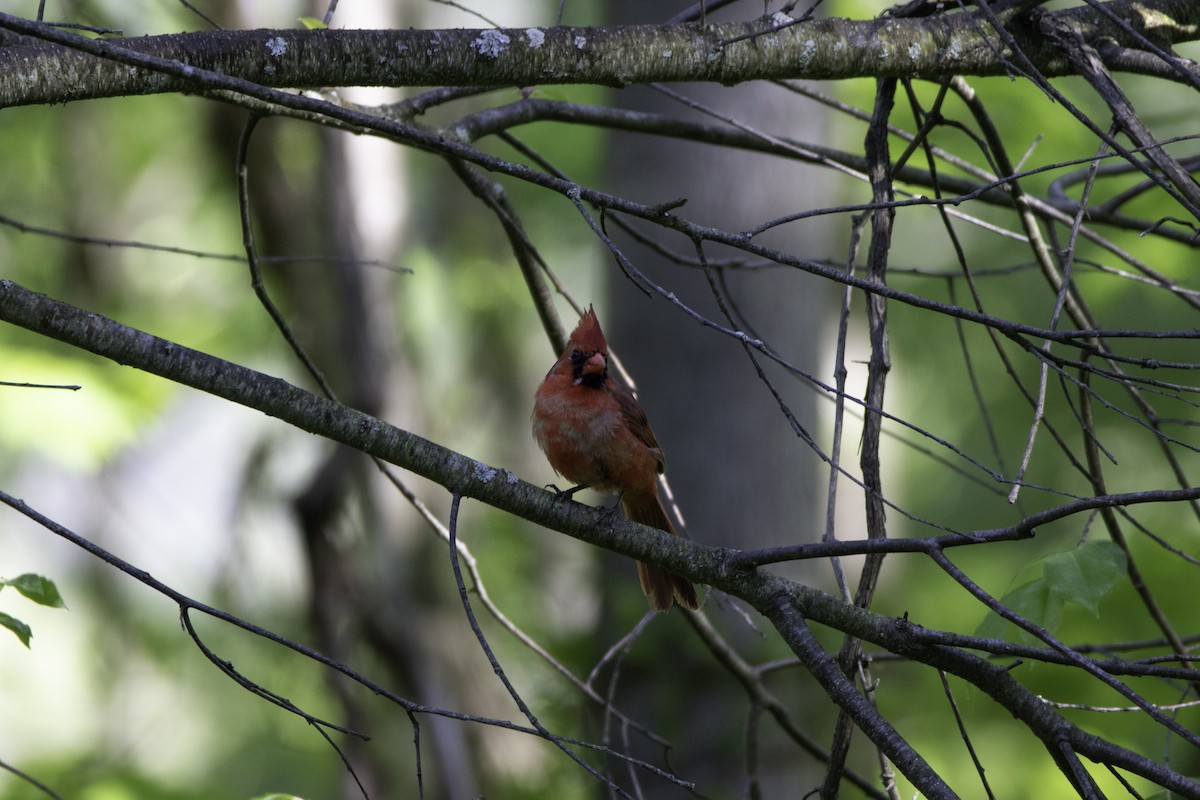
[569,348,584,363]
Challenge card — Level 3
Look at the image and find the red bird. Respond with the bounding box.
[532,307,699,612]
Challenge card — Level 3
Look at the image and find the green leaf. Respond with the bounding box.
[0,611,32,647]
[1042,541,1126,615]
[977,579,1059,642]
[7,573,67,609]
[298,17,327,29]
[976,541,1128,641]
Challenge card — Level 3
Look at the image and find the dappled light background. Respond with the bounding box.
[2,1,1200,799]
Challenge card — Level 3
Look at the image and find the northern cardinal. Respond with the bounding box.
[532,307,699,612]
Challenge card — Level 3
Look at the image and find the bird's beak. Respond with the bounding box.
[580,352,606,378]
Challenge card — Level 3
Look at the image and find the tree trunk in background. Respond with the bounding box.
[205,5,478,796]
[602,2,836,794]
[605,0,833,580]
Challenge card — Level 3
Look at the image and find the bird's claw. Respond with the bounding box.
[545,483,586,502]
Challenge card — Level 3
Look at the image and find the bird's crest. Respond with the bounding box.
[567,305,608,354]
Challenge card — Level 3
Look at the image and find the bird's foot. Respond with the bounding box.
[546,483,587,502]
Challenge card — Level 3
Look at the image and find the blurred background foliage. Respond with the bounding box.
[2,1,1199,799]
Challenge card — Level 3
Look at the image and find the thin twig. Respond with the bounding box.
[235,112,335,398]
[938,671,996,800]
[0,758,65,800]
[446,495,658,799]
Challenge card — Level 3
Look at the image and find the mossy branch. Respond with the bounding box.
[1,1,1198,107]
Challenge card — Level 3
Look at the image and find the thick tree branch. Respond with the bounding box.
[4,277,1200,796]
[0,278,720,582]
[1,14,1195,375]
[759,581,1200,797]
[2,1,1199,107]
[5,276,1199,598]
[767,597,954,799]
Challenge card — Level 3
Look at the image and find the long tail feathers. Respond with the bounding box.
[622,491,700,612]
[637,560,697,612]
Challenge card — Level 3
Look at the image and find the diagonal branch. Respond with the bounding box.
[5,277,1199,795]
[767,596,955,799]
[0,488,698,789]
[1045,17,1200,219]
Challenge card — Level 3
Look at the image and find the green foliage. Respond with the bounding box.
[5,573,67,608]
[977,541,1128,642]
[0,611,32,648]
[0,572,66,647]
